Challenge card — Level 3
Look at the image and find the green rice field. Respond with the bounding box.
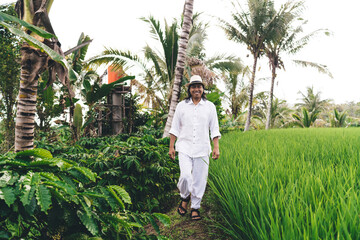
[209,128,360,240]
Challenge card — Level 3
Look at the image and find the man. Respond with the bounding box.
[169,75,221,221]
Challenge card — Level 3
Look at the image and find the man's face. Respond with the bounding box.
[189,84,204,99]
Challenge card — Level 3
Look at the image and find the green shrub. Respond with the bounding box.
[0,148,170,239]
[74,134,178,212]
[35,132,179,213]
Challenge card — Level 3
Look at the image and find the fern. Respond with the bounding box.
[35,184,52,212]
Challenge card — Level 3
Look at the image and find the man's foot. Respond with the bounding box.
[190,209,202,221]
[177,196,190,216]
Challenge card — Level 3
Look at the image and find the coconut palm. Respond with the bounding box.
[296,86,331,114]
[158,0,194,137]
[88,16,180,113]
[253,96,291,128]
[264,1,333,130]
[220,0,278,131]
[212,59,249,118]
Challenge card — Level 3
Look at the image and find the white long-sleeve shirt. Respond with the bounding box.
[169,98,221,157]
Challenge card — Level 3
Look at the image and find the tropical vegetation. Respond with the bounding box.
[0,0,358,239]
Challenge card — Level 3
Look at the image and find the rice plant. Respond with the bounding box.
[209,128,360,239]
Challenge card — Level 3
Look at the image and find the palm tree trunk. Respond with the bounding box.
[244,55,258,132]
[163,0,194,138]
[15,44,48,151]
[265,65,276,130]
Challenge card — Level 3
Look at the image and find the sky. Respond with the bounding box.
[1,0,360,105]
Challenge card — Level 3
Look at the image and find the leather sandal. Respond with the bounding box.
[177,196,190,216]
[190,209,202,221]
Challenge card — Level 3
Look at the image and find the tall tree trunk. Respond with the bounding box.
[14,0,61,151]
[163,0,194,138]
[244,55,258,132]
[265,65,276,130]
[15,44,48,151]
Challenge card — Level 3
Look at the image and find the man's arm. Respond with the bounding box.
[169,134,177,160]
[212,136,220,159]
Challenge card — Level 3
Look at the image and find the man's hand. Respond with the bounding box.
[169,134,177,160]
[212,136,220,159]
[169,147,176,160]
[212,147,220,159]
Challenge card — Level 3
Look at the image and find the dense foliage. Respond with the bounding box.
[35,131,179,213]
[0,4,20,151]
[209,128,360,239]
[0,148,171,239]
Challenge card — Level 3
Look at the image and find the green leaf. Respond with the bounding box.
[77,210,99,236]
[71,167,97,182]
[0,171,19,187]
[20,172,39,206]
[0,187,16,207]
[40,172,60,181]
[16,148,53,159]
[152,213,171,227]
[106,186,125,210]
[147,214,160,234]
[28,159,58,167]
[43,180,77,196]
[109,185,131,204]
[0,21,77,80]
[35,185,52,212]
[83,79,91,92]
[79,192,106,199]
[0,12,55,39]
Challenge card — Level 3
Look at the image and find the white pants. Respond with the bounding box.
[177,152,209,209]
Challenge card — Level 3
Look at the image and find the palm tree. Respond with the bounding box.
[161,0,194,137]
[88,16,181,113]
[330,109,347,127]
[1,1,89,151]
[253,96,291,128]
[12,0,74,151]
[220,0,278,132]
[296,86,331,114]
[264,1,333,130]
[291,107,319,128]
[212,59,249,118]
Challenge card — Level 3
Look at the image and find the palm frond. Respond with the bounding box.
[292,60,333,78]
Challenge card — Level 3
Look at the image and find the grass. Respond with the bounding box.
[208,128,360,239]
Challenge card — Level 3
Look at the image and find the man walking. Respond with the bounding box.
[169,75,221,220]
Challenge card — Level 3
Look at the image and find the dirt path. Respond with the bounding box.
[147,191,231,240]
